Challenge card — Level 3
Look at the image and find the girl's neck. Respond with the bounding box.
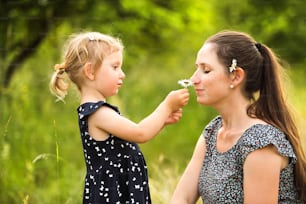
[80,93,106,104]
[80,86,106,104]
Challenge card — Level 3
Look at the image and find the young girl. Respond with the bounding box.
[171,30,306,203]
[50,31,189,204]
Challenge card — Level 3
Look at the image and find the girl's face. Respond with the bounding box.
[95,51,125,98]
[190,43,232,107]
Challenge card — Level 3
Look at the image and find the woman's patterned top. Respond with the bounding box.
[77,101,151,204]
[198,116,302,203]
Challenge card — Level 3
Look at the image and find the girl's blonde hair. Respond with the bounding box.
[49,32,124,101]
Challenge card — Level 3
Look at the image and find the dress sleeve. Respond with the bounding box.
[240,124,297,164]
[78,101,120,118]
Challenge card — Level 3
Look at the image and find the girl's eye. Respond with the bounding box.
[203,69,210,74]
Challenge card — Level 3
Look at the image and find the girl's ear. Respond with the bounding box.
[83,62,95,80]
[230,67,245,86]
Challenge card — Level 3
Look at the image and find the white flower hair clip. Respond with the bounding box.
[178,79,193,88]
[88,36,96,41]
[229,59,237,73]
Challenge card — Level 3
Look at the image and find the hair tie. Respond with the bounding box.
[255,43,261,50]
[54,63,66,74]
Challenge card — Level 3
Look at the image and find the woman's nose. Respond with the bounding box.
[190,70,199,84]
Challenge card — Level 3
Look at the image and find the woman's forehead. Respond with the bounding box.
[196,43,217,62]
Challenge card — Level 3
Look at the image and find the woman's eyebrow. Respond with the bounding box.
[196,62,208,68]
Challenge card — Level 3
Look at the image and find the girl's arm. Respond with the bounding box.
[89,89,189,143]
[170,136,206,204]
[243,145,288,204]
[164,108,183,125]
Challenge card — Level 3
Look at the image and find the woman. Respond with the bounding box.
[171,30,306,203]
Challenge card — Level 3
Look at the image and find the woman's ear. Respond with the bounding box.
[83,62,95,80]
[230,67,245,86]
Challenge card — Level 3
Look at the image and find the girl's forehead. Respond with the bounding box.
[106,50,122,58]
[103,51,123,64]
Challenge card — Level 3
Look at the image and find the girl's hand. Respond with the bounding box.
[165,89,190,111]
[165,108,183,125]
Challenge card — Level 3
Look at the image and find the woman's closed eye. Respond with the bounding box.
[197,64,210,74]
[203,68,210,74]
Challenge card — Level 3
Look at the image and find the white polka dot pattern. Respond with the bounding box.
[77,101,151,203]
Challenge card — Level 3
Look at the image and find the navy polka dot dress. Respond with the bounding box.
[77,101,151,204]
[198,116,303,203]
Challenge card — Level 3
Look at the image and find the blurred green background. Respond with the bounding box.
[1,0,306,203]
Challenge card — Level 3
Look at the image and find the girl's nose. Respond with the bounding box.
[120,70,126,79]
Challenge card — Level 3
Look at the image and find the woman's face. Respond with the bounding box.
[190,43,232,107]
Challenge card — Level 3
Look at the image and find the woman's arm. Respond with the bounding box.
[171,136,206,204]
[243,145,288,204]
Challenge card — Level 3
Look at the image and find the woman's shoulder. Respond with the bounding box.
[240,123,296,162]
[201,116,222,142]
[243,123,286,144]
[205,115,222,129]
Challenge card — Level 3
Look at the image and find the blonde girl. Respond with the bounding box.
[50,31,189,204]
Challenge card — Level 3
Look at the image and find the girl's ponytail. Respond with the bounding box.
[49,63,69,101]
